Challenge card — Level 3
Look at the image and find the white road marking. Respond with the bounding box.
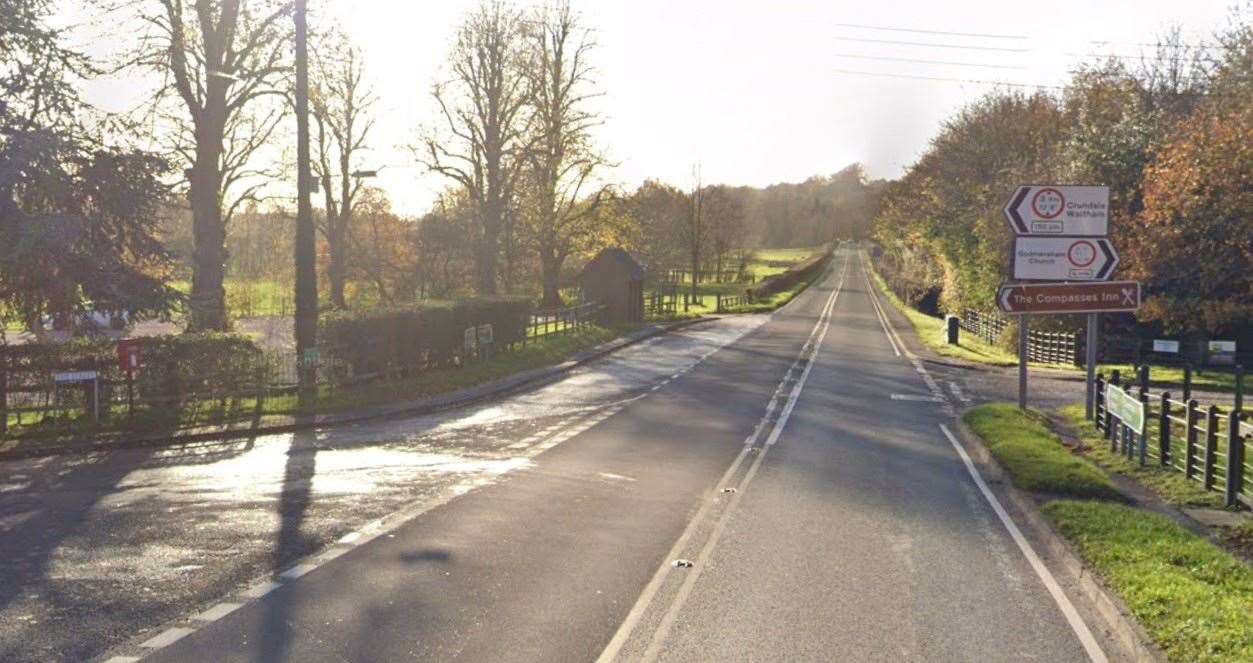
[103,657,142,663]
[241,580,281,598]
[599,257,848,663]
[279,564,317,580]
[890,393,945,402]
[139,627,194,648]
[338,531,362,544]
[863,268,901,357]
[640,258,846,661]
[948,381,972,403]
[192,602,243,622]
[939,424,1108,663]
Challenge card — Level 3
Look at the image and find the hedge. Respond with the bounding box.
[749,247,833,299]
[0,333,268,404]
[319,297,532,384]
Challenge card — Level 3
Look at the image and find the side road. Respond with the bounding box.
[0,318,707,461]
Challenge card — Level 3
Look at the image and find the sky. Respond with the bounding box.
[71,0,1240,215]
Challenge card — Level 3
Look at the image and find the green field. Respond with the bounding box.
[648,245,828,317]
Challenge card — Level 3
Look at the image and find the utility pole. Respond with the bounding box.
[294,0,318,400]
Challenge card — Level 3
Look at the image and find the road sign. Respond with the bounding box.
[1153,340,1180,354]
[54,370,99,383]
[1004,185,1109,236]
[1012,237,1119,281]
[1106,383,1145,434]
[997,281,1141,315]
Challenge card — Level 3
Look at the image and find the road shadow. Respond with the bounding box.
[258,417,320,662]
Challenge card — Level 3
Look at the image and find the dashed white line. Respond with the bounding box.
[890,393,946,402]
[192,602,243,622]
[139,627,194,648]
[279,564,317,580]
[241,580,281,598]
[939,424,1108,663]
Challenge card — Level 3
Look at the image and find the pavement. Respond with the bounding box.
[3,250,1130,662]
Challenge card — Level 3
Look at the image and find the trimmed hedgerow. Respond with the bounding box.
[319,297,531,384]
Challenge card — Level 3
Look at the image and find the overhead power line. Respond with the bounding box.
[833,22,1027,40]
[834,36,1030,53]
[833,53,1026,70]
[833,68,1063,89]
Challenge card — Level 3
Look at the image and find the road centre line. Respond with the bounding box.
[597,257,848,663]
[939,425,1108,663]
[640,255,847,660]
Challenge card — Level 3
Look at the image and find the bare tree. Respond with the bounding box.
[683,165,706,301]
[703,185,746,280]
[522,1,611,308]
[129,0,293,330]
[311,29,375,308]
[419,0,530,295]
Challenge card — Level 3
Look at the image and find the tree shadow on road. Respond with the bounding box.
[258,418,320,662]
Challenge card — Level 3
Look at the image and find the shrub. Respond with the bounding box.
[0,333,268,405]
[749,247,833,299]
[319,297,531,383]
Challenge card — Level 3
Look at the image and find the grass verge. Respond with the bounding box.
[864,262,1018,366]
[963,404,1119,499]
[1044,500,1253,663]
[965,403,1253,662]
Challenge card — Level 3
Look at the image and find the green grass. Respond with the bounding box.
[865,265,1019,366]
[3,324,633,441]
[1044,500,1253,663]
[966,402,1253,662]
[1094,364,1239,393]
[650,246,828,317]
[1057,404,1224,508]
[963,404,1121,499]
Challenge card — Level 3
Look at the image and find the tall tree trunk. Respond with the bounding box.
[478,195,501,295]
[328,228,347,308]
[188,146,227,332]
[540,249,563,309]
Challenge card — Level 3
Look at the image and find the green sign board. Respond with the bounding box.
[1106,383,1145,434]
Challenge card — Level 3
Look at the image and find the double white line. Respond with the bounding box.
[598,256,849,663]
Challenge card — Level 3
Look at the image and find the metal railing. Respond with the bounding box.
[1094,370,1250,508]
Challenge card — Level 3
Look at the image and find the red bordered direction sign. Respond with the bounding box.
[997,281,1141,315]
[1011,236,1119,281]
[1004,185,1109,236]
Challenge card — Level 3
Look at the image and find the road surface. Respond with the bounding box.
[2,250,1122,662]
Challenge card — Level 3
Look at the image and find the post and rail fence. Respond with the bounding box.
[1093,367,1250,508]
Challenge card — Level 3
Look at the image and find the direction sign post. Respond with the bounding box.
[1012,237,1118,281]
[997,281,1141,315]
[1004,185,1109,236]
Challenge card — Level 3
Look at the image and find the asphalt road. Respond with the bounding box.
[63,250,1122,663]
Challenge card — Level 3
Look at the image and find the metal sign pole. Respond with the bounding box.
[1085,313,1099,420]
[1019,314,1029,410]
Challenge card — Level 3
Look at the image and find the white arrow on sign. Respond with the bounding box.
[1004,185,1109,236]
[1012,236,1119,281]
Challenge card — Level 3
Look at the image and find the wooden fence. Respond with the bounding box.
[525,302,605,340]
[715,294,750,312]
[1093,370,1251,508]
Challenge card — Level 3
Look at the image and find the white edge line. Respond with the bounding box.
[939,424,1108,663]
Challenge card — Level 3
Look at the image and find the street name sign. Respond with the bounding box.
[1106,383,1146,434]
[1012,237,1119,281]
[1004,185,1109,236]
[997,281,1141,315]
